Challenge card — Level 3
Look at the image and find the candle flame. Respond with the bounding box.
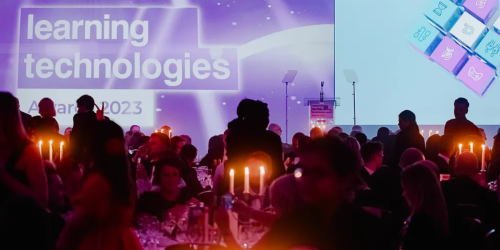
[244,167,249,174]
[436,131,439,134]
[39,141,42,145]
[161,129,164,133]
[229,169,234,175]
[482,145,486,149]
[294,171,302,178]
[60,142,64,146]
[49,140,53,145]
[155,130,158,133]
[260,166,265,174]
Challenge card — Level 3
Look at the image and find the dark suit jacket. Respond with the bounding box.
[444,118,480,143]
[20,111,32,132]
[70,111,97,162]
[374,135,397,166]
[391,125,425,167]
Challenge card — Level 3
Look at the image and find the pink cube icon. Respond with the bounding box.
[457,56,495,96]
[430,37,469,75]
[463,0,499,23]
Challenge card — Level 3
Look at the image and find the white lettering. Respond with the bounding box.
[113,58,132,79]
[36,58,54,78]
[193,59,211,79]
[24,54,35,78]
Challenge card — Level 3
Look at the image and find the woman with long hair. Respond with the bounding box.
[56,120,141,250]
[0,92,48,206]
[401,162,449,250]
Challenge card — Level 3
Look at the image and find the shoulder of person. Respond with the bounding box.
[138,191,161,201]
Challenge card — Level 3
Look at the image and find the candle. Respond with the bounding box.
[161,129,164,133]
[169,130,172,138]
[481,144,486,171]
[481,145,486,171]
[436,131,439,135]
[155,129,158,133]
[38,141,42,156]
[459,144,462,154]
[49,140,53,162]
[420,130,424,136]
[244,167,250,194]
[259,166,265,196]
[60,142,64,161]
[428,130,432,137]
[470,142,473,153]
[204,206,209,243]
[229,169,234,194]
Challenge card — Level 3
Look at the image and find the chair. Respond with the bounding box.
[485,229,499,250]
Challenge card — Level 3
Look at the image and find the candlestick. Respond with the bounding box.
[38,141,42,156]
[60,142,64,161]
[49,140,53,162]
[459,144,462,154]
[244,167,249,194]
[229,169,234,194]
[428,130,432,137]
[259,166,265,196]
[481,145,486,171]
[470,142,473,153]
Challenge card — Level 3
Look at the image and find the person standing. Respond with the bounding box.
[444,98,480,143]
[391,110,425,167]
[70,95,98,163]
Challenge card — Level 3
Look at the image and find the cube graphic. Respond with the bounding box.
[424,0,463,32]
[430,36,470,75]
[493,15,500,33]
[457,56,495,96]
[450,12,488,49]
[407,19,444,56]
[451,0,467,6]
[463,0,499,23]
[475,30,500,68]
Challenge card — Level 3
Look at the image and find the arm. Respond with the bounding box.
[0,144,48,207]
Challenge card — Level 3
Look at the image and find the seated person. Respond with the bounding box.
[179,144,198,167]
[44,161,69,247]
[442,152,500,232]
[286,136,312,174]
[170,136,185,155]
[135,157,196,221]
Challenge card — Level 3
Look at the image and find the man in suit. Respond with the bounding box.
[444,98,481,143]
[429,134,454,175]
[360,141,384,187]
[372,127,396,165]
[442,152,500,232]
[70,95,98,162]
[391,110,425,167]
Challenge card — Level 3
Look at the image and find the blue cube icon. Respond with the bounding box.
[450,0,466,6]
[475,31,500,68]
[424,0,463,32]
[407,19,444,56]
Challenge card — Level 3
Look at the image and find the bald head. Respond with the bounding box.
[455,152,479,177]
[400,148,425,169]
[268,123,282,136]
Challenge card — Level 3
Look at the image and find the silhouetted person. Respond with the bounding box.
[373,127,396,165]
[224,99,284,196]
[199,135,224,171]
[425,134,441,160]
[360,141,384,187]
[70,95,98,163]
[15,97,32,132]
[392,110,425,167]
[355,132,368,146]
[444,98,480,143]
[428,134,454,175]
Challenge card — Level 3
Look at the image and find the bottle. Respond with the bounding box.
[320,81,324,102]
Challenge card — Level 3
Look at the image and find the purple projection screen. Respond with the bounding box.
[0,0,335,154]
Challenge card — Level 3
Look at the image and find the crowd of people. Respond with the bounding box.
[1,91,500,250]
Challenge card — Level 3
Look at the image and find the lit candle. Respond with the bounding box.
[169,130,172,138]
[244,167,250,194]
[229,169,234,194]
[161,129,164,133]
[60,142,64,161]
[481,145,486,171]
[470,142,473,153]
[428,130,432,137]
[420,130,424,136]
[38,141,42,156]
[155,129,158,133]
[435,131,439,135]
[259,166,265,196]
[459,144,462,154]
[49,140,53,162]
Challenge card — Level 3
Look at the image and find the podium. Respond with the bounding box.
[304,98,336,132]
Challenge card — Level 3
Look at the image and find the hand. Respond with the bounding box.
[94,103,105,121]
[231,199,252,216]
[136,163,149,181]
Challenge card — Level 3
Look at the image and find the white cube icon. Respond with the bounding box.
[450,12,487,49]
